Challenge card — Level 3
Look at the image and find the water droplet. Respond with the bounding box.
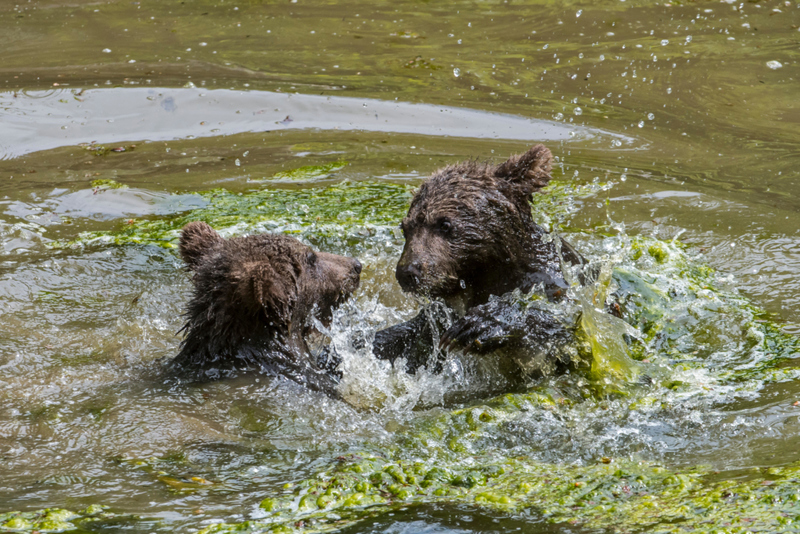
[459,279,466,289]
[128,59,136,63]
[613,140,623,147]
[554,112,564,120]
[647,113,655,120]
[667,87,672,94]
[243,151,249,157]
[453,67,461,77]
[199,42,207,46]
[686,35,692,43]
[637,121,644,128]
[573,107,582,116]
[620,173,627,181]
[766,60,783,70]
[235,158,241,166]
[102,48,112,53]
[661,39,669,46]
[576,9,582,17]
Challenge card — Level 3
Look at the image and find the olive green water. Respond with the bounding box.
[2,0,800,532]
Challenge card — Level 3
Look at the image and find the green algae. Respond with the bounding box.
[50,173,608,250]
[613,236,800,394]
[255,161,348,183]
[52,180,413,250]
[0,506,114,533]
[90,179,127,190]
[197,450,800,534]
[575,260,644,391]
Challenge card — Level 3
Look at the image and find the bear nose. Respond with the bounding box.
[396,260,422,291]
[406,260,422,277]
[352,259,362,275]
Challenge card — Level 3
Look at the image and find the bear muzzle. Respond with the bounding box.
[396,259,423,294]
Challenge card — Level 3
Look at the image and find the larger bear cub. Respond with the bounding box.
[374,145,583,377]
[171,221,361,395]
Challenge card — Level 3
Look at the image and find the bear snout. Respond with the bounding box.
[345,257,361,294]
[396,259,423,293]
[316,251,361,296]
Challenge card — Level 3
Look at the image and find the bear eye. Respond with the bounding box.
[306,251,317,266]
[438,219,452,235]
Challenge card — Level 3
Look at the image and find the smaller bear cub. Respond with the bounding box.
[170,221,361,396]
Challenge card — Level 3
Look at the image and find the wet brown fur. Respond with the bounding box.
[396,144,574,311]
[170,221,361,394]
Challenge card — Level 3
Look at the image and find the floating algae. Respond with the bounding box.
[0,505,116,533]
[50,171,609,251]
[251,161,349,183]
[198,400,800,534]
[51,181,414,250]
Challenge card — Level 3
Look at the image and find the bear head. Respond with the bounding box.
[178,221,362,353]
[395,144,555,311]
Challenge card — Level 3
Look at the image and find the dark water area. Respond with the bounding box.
[1,0,800,533]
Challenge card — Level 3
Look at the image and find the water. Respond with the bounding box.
[1,0,800,532]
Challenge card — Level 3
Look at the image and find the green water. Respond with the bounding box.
[1,0,800,532]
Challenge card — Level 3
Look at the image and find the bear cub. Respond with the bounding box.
[170,221,361,396]
[374,144,584,378]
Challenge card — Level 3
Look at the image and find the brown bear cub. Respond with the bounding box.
[374,144,583,375]
[170,221,361,396]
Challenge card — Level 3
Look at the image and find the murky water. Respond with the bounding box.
[1,0,800,532]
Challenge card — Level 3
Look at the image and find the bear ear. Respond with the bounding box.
[493,144,553,194]
[238,261,298,323]
[180,221,223,270]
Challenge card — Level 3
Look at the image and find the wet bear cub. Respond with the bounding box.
[170,221,361,395]
[374,144,585,376]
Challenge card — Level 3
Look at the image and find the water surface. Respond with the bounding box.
[1,0,800,532]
